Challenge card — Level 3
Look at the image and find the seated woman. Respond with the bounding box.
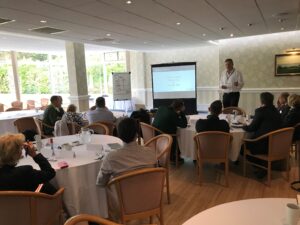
[283,94,300,141]
[0,133,56,194]
[62,104,85,126]
[277,92,290,119]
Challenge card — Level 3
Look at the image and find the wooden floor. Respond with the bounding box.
[151,156,299,225]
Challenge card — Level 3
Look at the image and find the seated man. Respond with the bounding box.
[283,94,300,141]
[43,95,65,135]
[0,133,56,194]
[96,118,157,186]
[152,100,187,163]
[276,92,290,120]
[196,100,229,133]
[243,92,282,155]
[86,97,116,124]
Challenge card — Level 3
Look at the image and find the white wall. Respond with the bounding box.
[130,30,300,114]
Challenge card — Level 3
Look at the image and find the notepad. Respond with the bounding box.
[107,143,122,149]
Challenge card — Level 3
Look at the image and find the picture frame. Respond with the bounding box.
[275,53,300,76]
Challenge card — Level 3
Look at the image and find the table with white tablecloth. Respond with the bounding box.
[178,114,246,161]
[183,198,296,225]
[0,110,44,134]
[18,134,123,217]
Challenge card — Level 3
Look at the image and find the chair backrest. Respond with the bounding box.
[108,168,165,219]
[33,117,43,137]
[95,121,115,136]
[85,123,109,135]
[0,103,4,112]
[222,107,246,116]
[144,134,172,168]
[54,120,70,136]
[6,107,22,112]
[0,188,64,225]
[140,122,163,143]
[14,117,38,133]
[64,214,121,225]
[268,127,295,160]
[11,100,23,109]
[27,100,36,110]
[194,131,232,161]
[41,98,49,107]
[67,122,81,135]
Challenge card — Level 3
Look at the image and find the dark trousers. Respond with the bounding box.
[223,92,240,108]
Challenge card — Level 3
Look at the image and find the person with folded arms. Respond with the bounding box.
[0,133,56,194]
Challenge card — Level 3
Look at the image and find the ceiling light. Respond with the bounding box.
[202,33,206,37]
[247,23,252,27]
[143,41,148,44]
[219,27,224,30]
[106,33,111,36]
[208,40,219,45]
[40,20,47,23]
[281,27,285,31]
[230,33,234,37]
[176,22,181,26]
[126,0,132,4]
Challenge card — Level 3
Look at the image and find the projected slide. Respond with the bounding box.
[152,64,196,99]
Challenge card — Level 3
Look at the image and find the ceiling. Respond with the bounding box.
[0,0,299,51]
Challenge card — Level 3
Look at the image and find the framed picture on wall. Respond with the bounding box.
[275,53,300,76]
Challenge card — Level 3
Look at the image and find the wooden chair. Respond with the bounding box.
[27,100,36,110]
[41,98,49,107]
[243,127,295,186]
[67,122,82,135]
[5,107,22,111]
[292,123,300,159]
[107,168,165,225]
[193,131,232,186]
[14,117,38,133]
[11,100,23,109]
[145,134,173,204]
[0,188,64,225]
[140,122,180,168]
[0,103,4,112]
[64,214,121,225]
[85,123,109,135]
[222,107,246,116]
[96,121,115,136]
[33,117,54,139]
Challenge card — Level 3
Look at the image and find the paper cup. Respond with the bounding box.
[286,203,300,225]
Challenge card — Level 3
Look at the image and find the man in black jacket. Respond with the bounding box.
[196,100,229,133]
[243,92,282,155]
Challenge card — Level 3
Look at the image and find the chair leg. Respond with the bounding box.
[243,151,246,177]
[286,156,290,181]
[160,209,164,225]
[150,216,153,224]
[267,161,271,187]
[225,161,229,187]
[175,142,179,168]
[198,162,202,186]
[166,170,171,204]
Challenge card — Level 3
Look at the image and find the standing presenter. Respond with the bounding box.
[220,58,244,108]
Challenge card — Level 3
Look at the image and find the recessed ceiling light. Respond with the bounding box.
[176,22,181,26]
[126,0,132,4]
[40,20,47,23]
[281,27,285,30]
[230,33,234,37]
[247,23,252,27]
[106,33,111,36]
[219,27,224,31]
[143,41,148,44]
[202,33,206,36]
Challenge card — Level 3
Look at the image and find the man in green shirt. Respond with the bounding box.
[43,96,65,135]
[152,100,187,163]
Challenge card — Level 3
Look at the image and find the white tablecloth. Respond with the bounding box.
[178,114,245,161]
[0,110,44,134]
[183,198,296,225]
[18,134,123,217]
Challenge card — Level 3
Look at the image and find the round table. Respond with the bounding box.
[0,110,44,134]
[183,198,297,225]
[178,114,245,161]
[18,134,123,217]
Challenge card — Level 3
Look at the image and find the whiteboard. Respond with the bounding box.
[112,72,131,101]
